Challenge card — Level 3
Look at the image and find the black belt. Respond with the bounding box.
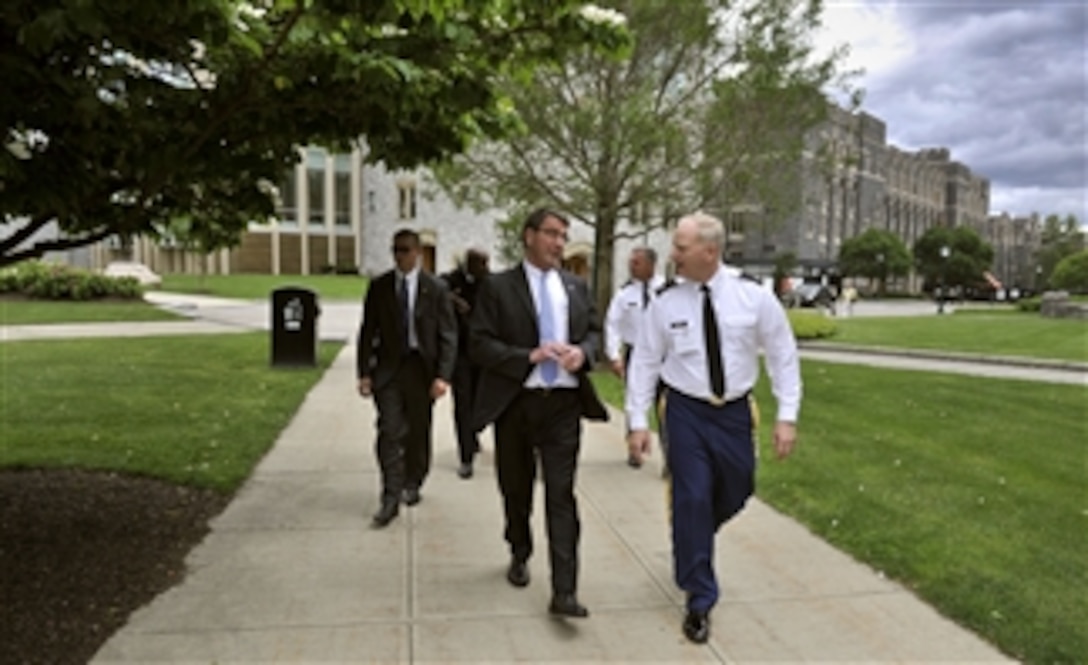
[523,386,577,397]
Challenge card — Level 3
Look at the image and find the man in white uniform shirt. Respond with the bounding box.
[625,212,802,644]
[605,246,666,469]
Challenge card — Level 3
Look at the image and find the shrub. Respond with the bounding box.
[1017,297,1042,313]
[787,310,837,339]
[1050,250,1088,293]
[0,260,143,300]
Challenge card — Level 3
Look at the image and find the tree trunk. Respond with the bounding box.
[591,204,616,358]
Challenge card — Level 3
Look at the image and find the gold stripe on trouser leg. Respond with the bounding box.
[749,394,760,459]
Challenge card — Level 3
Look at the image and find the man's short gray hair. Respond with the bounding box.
[678,211,724,249]
[632,246,657,265]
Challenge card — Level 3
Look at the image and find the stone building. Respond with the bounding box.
[724,106,991,293]
[981,212,1043,290]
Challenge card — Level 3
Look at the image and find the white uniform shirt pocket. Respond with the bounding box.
[667,320,700,356]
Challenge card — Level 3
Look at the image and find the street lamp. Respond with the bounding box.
[938,245,950,314]
[876,252,885,296]
[1035,265,1042,293]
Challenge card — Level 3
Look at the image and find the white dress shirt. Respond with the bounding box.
[625,264,801,429]
[605,275,666,361]
[522,261,578,388]
[396,267,419,349]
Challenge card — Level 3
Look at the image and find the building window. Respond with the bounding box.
[279,169,297,224]
[333,155,352,227]
[307,165,324,227]
[334,172,351,227]
[367,190,376,213]
[398,181,417,220]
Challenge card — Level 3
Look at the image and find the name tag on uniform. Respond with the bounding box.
[669,319,700,356]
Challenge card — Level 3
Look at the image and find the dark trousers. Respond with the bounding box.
[373,353,433,503]
[451,356,480,465]
[493,388,582,595]
[665,390,755,613]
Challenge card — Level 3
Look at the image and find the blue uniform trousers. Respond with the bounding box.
[665,389,755,613]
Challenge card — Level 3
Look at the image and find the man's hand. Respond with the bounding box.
[449,293,471,315]
[556,344,585,372]
[610,358,625,379]
[773,422,797,460]
[357,377,372,398]
[430,378,450,400]
[627,429,652,466]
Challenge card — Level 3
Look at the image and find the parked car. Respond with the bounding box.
[103,261,162,287]
[783,283,834,309]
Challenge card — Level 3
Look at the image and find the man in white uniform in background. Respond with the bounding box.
[605,246,667,469]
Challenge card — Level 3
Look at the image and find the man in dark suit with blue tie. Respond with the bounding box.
[357,229,457,528]
[470,208,608,619]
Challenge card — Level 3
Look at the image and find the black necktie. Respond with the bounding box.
[398,275,410,351]
[642,281,650,309]
[702,284,725,398]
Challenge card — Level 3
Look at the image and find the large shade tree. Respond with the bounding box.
[0,0,629,266]
[434,0,855,313]
[913,225,994,294]
[837,228,911,295]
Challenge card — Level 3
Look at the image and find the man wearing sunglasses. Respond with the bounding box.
[357,229,457,527]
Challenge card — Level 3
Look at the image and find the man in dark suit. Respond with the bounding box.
[357,229,457,528]
[470,208,608,619]
[439,247,490,479]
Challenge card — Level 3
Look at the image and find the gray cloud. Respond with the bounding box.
[854,1,1086,219]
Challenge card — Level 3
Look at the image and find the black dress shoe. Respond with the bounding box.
[403,487,421,506]
[506,558,529,588]
[682,610,709,643]
[371,501,399,528]
[627,454,642,469]
[548,593,589,618]
[457,463,473,479]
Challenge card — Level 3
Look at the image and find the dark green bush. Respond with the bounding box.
[0,261,143,300]
[1017,297,1041,313]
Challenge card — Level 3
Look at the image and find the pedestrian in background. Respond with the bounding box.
[625,212,802,644]
[357,229,457,527]
[605,246,667,470]
[440,247,490,479]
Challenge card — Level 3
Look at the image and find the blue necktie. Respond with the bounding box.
[538,271,558,385]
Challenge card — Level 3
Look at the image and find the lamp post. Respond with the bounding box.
[938,245,950,314]
[1035,264,1042,294]
[876,252,885,296]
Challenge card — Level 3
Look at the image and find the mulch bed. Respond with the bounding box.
[0,469,229,665]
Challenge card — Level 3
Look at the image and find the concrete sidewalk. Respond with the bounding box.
[93,344,1010,664]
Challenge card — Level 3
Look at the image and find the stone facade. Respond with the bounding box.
[731,106,992,293]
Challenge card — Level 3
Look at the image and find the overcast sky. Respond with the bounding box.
[816,0,1086,224]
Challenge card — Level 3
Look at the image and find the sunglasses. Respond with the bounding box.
[392,245,414,254]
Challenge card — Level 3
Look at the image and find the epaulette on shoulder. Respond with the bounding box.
[621,278,633,288]
[740,272,761,284]
[655,278,678,296]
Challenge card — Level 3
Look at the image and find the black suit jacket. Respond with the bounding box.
[469,264,608,431]
[439,266,483,357]
[357,269,457,390]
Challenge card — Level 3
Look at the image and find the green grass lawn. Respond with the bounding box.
[157,273,367,300]
[1,299,185,325]
[592,363,1087,664]
[828,311,1088,362]
[0,334,340,492]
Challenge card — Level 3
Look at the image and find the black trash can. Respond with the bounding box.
[270,287,320,367]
